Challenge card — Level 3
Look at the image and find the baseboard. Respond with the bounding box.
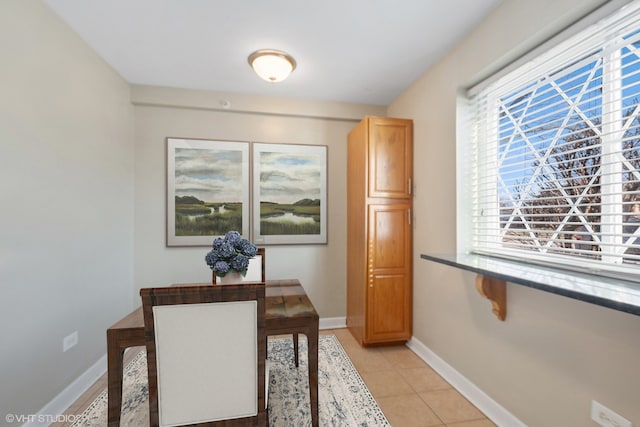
[25,354,107,427]
[319,316,346,330]
[406,336,526,427]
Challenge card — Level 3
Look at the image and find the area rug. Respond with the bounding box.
[71,334,390,426]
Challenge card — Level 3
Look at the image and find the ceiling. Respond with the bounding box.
[44,0,502,106]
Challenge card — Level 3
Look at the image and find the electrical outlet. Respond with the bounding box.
[591,400,632,427]
[63,331,78,352]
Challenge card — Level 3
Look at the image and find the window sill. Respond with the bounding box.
[420,253,640,319]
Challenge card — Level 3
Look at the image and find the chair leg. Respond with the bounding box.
[293,333,299,367]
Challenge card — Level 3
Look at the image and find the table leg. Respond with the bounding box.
[106,332,124,427]
[293,333,299,367]
[307,322,319,427]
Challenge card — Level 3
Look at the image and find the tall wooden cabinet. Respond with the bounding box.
[347,116,413,345]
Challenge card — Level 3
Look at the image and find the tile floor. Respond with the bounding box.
[328,328,495,427]
[57,328,494,427]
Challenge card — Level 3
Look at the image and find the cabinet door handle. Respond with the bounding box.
[408,208,412,225]
[408,178,412,195]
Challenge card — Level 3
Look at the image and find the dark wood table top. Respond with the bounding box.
[108,279,318,332]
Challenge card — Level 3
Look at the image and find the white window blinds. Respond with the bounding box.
[469,1,640,275]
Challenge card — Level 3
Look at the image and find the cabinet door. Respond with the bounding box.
[366,204,412,343]
[367,273,410,342]
[368,118,413,199]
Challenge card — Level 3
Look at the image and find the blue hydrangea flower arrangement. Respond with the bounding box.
[205,230,258,277]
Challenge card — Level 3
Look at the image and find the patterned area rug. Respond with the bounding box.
[71,334,389,426]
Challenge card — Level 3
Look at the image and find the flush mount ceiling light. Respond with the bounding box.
[248,49,296,83]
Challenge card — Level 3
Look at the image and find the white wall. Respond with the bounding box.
[389,0,640,425]
[131,85,385,318]
[0,0,134,419]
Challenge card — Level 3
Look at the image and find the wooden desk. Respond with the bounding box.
[107,279,319,427]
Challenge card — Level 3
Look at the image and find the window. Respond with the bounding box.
[464,2,640,278]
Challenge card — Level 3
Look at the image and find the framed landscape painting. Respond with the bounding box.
[252,143,327,245]
[167,138,250,246]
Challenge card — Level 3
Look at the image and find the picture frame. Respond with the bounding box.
[252,143,328,245]
[166,138,250,246]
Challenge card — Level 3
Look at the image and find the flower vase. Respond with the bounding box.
[214,270,244,285]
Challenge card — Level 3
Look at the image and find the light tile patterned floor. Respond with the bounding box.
[327,328,496,427]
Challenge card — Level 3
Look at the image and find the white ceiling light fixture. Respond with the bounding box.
[248,49,296,83]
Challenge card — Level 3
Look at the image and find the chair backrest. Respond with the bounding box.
[212,247,266,284]
[140,284,266,426]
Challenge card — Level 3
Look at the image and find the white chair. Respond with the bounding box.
[140,284,267,426]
